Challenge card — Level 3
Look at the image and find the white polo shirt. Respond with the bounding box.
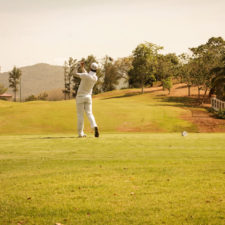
[75,70,98,97]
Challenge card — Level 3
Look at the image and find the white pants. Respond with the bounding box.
[76,95,97,136]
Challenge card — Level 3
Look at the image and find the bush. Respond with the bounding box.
[208,108,214,113]
[25,92,48,101]
[217,109,225,119]
[162,77,173,94]
[25,95,37,102]
[37,92,48,101]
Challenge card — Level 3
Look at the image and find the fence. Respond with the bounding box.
[211,96,225,111]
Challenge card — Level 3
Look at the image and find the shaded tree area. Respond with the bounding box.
[175,37,225,102]
[189,37,225,102]
[210,57,225,101]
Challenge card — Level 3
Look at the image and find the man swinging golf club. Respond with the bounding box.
[74,61,99,138]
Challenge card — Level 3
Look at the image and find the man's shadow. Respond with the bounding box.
[23,136,76,139]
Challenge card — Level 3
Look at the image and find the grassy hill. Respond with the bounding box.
[1,85,225,135]
[0,88,200,135]
[0,63,64,100]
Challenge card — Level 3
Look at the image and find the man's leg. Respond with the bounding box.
[76,99,85,137]
[84,98,99,137]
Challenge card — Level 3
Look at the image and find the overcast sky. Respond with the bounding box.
[0,0,224,72]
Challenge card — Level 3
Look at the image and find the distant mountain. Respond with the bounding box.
[0,63,64,100]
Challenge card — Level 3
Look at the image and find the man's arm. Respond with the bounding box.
[74,62,88,78]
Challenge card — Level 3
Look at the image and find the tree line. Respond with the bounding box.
[63,36,225,101]
[1,36,224,102]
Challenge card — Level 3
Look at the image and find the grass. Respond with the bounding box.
[0,133,225,225]
[1,89,224,224]
[0,90,199,135]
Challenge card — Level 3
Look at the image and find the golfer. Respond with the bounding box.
[74,62,99,138]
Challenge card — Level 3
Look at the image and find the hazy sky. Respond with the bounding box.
[0,0,224,72]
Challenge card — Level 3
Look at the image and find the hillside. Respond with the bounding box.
[1,86,224,135]
[0,63,64,99]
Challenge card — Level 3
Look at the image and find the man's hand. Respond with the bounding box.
[80,62,85,68]
[80,61,86,73]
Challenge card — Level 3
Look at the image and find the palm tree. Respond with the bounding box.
[9,67,22,102]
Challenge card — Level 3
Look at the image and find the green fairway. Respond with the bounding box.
[0,90,198,135]
[0,133,225,225]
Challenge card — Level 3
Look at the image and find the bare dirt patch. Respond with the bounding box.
[145,84,225,132]
[117,122,164,132]
[181,108,225,132]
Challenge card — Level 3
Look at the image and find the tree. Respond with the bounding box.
[62,61,69,100]
[0,83,7,95]
[102,56,122,92]
[162,77,173,94]
[68,57,78,99]
[189,37,225,102]
[114,57,133,78]
[210,58,225,101]
[128,42,162,93]
[62,57,77,99]
[189,57,205,99]
[155,53,179,92]
[114,56,133,88]
[177,54,195,96]
[9,66,22,102]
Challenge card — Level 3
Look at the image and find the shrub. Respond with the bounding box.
[217,109,225,119]
[25,95,37,101]
[162,77,173,94]
[207,107,215,113]
[37,92,48,101]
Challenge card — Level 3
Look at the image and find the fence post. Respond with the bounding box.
[211,95,216,111]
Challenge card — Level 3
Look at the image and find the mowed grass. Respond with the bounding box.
[0,89,198,135]
[0,133,225,225]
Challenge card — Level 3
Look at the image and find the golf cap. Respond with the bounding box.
[91,62,98,71]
